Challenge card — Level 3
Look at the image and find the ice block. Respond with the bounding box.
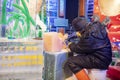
[44,50,67,80]
[43,32,63,52]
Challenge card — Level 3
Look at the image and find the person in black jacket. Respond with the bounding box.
[63,16,112,80]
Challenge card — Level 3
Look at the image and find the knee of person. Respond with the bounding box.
[63,60,72,68]
[64,59,75,69]
[63,61,70,69]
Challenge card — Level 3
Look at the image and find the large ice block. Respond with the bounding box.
[0,38,44,80]
[44,50,68,80]
[43,32,63,52]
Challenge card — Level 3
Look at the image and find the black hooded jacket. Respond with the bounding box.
[69,21,112,64]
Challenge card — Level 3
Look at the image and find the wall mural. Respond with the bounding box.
[98,0,120,16]
[94,0,120,42]
[94,0,120,25]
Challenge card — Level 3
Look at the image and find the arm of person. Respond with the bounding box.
[68,41,96,54]
[68,42,83,53]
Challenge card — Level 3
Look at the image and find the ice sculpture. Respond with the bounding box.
[36,0,47,32]
[43,32,63,52]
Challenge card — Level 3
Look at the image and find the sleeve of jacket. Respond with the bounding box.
[68,42,96,54]
[68,42,83,53]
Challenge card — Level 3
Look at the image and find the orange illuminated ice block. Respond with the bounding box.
[43,32,63,52]
[108,32,120,42]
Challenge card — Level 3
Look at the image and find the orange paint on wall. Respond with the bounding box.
[94,0,120,25]
[94,0,120,42]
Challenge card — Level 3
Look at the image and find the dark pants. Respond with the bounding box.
[63,53,110,78]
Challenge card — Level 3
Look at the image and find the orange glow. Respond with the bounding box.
[108,32,120,42]
[94,0,120,25]
[94,0,120,42]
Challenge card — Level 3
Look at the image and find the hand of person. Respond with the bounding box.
[68,42,72,46]
[63,41,71,51]
[65,47,71,52]
[76,32,81,37]
[63,33,68,40]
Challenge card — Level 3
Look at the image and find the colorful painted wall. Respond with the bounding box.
[94,0,120,42]
[94,0,120,25]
